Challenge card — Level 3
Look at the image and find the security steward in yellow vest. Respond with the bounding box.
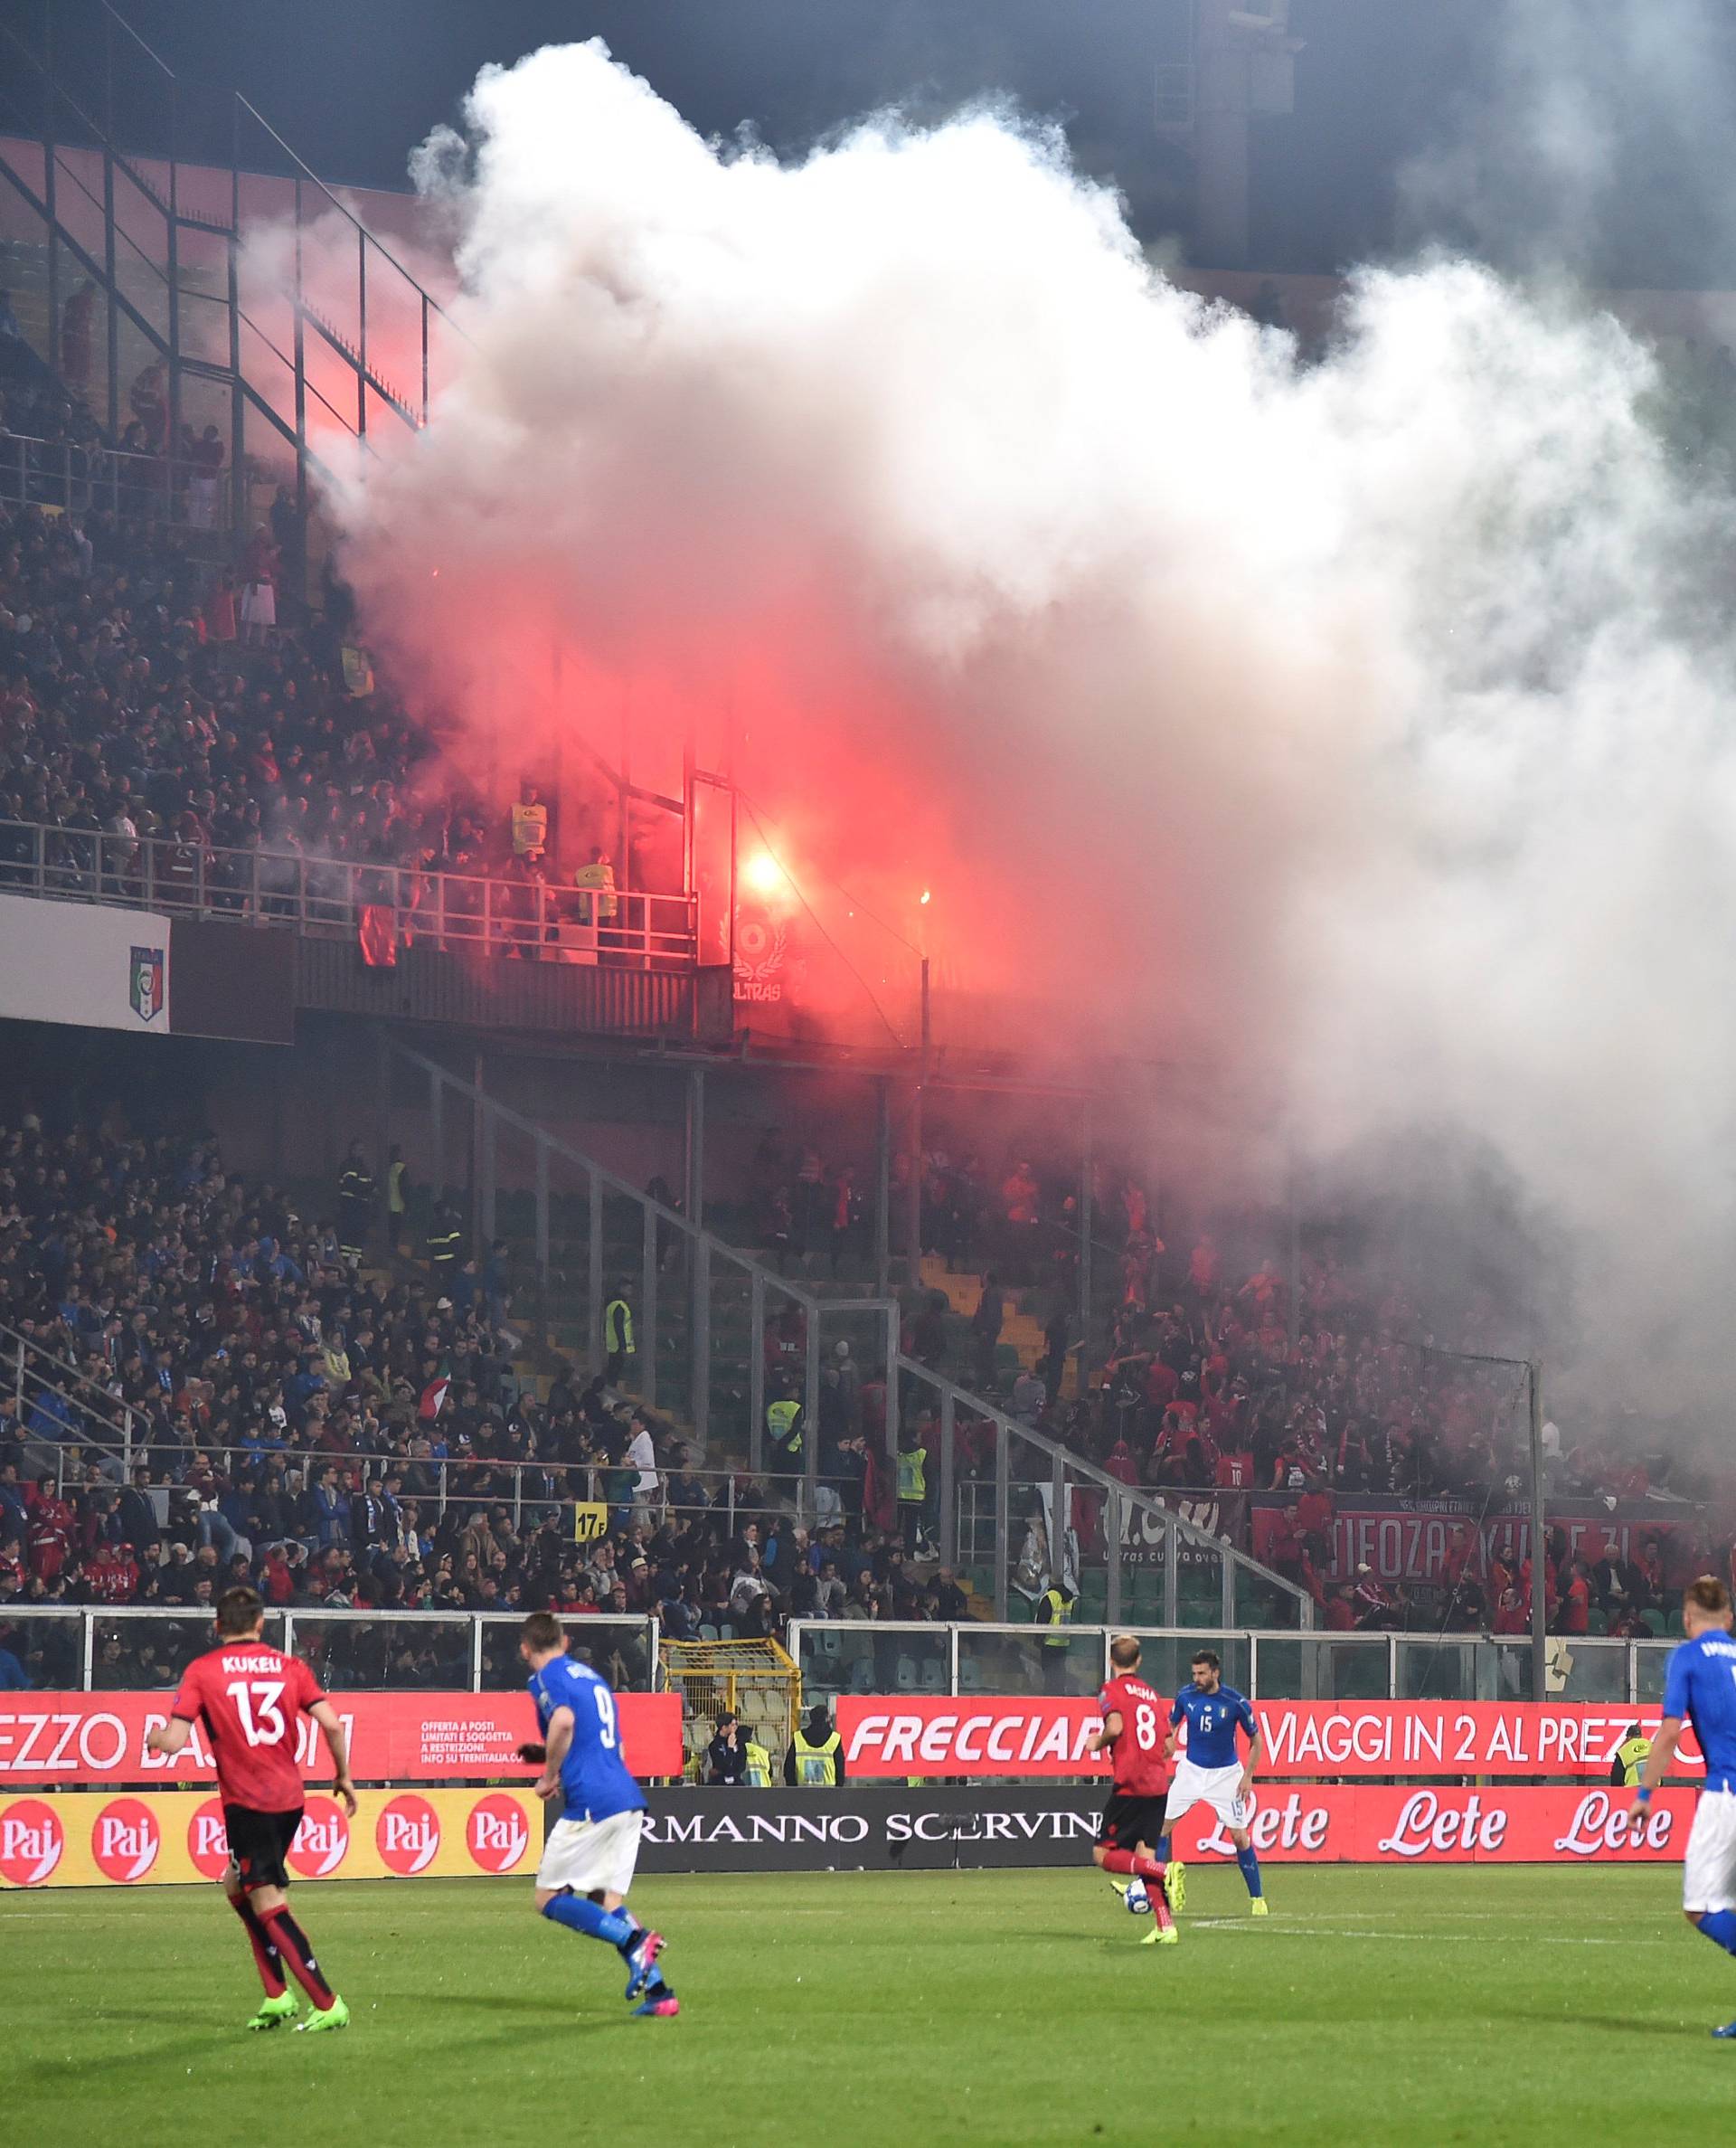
[1610,1722,1653,1788]
[766,1392,805,1472]
[745,1739,772,1786]
[603,1290,635,1384]
[897,1434,929,1553]
[1036,1580,1077,1695]
[572,847,618,927]
[786,1704,844,1786]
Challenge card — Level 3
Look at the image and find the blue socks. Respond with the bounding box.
[1156,1836,1172,1862]
[1699,1909,1736,1956]
[542,1891,634,1948]
[1237,1846,1263,1899]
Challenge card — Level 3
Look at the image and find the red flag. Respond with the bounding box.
[419,1376,450,1423]
[359,904,398,968]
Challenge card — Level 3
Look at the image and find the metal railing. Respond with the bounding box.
[788,1620,1678,1708]
[6,1319,139,1463]
[0,1603,658,1695]
[0,427,233,528]
[382,1044,1314,1630]
[0,817,699,965]
[44,1439,791,1541]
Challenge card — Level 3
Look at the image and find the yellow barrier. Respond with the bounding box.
[0,1787,542,1888]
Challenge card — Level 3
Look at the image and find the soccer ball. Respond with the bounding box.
[1125,1878,1152,1916]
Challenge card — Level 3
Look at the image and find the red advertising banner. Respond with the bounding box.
[1248,1494,1702,1590]
[836,1696,1705,1780]
[0,1691,682,1788]
[1166,1784,1694,1865]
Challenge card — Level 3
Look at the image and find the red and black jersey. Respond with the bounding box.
[1099,1673,1174,1797]
[171,1642,324,1811]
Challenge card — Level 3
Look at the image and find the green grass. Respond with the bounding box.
[2,1865,1732,2144]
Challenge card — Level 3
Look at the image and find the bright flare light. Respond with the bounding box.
[919,888,931,904]
[743,849,786,894]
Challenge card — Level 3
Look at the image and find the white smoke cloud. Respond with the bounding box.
[331,37,1736,1418]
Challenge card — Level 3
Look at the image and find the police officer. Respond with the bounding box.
[424,1197,463,1281]
[785,1703,845,1787]
[337,1141,375,1265]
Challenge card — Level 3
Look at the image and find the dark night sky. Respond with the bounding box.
[5,1,1736,283]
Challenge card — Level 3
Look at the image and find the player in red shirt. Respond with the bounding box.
[1085,1633,1180,1945]
[146,1585,357,2033]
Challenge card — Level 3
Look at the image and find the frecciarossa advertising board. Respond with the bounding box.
[834,1698,1700,1779]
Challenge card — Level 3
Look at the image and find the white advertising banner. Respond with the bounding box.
[0,893,172,1036]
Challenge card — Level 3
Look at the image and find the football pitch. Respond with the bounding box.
[2,1864,1731,2145]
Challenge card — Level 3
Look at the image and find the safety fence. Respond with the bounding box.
[0,818,697,964]
[0,1604,659,1695]
[788,1620,1677,1708]
[0,427,233,527]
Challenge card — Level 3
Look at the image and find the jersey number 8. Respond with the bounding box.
[1132,1703,1160,1750]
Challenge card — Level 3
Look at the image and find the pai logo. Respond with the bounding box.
[376,1794,441,1876]
[91,1797,161,1883]
[287,1795,351,1878]
[467,1794,531,1875]
[0,1799,65,1886]
[187,1797,231,1879]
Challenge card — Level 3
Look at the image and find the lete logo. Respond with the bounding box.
[377,1794,441,1876]
[0,1798,65,1886]
[91,1797,161,1882]
[287,1796,351,1878]
[187,1798,231,1879]
[1377,1791,1509,1858]
[467,1794,531,1874]
[1552,1791,1675,1856]
[1197,1791,1330,1858]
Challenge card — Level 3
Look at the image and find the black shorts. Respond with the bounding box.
[1099,1793,1168,1853]
[223,1803,303,1891]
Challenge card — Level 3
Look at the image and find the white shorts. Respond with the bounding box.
[535,1809,644,1897]
[1684,1786,1736,1915]
[1166,1758,1250,1832]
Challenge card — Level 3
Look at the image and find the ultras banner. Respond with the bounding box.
[0,890,171,1035]
[633,1784,1698,1871]
[1248,1493,1701,1589]
[0,1787,542,1888]
[0,1691,684,1786]
[835,1697,1709,1779]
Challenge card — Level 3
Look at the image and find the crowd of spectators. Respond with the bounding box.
[876,1141,1727,1637]
[0,1096,966,1694]
[1,359,645,943]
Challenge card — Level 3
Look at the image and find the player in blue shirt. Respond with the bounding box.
[1158,1648,1268,1915]
[518,1611,679,2018]
[1635,1576,1736,2036]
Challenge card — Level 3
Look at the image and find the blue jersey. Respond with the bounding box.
[530,1652,646,1824]
[1172,1681,1256,1770]
[1662,1629,1736,1793]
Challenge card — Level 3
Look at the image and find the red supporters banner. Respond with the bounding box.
[1248,1493,1701,1590]
[1166,1784,1694,1865]
[835,1697,1706,1780]
[0,1691,682,1787]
